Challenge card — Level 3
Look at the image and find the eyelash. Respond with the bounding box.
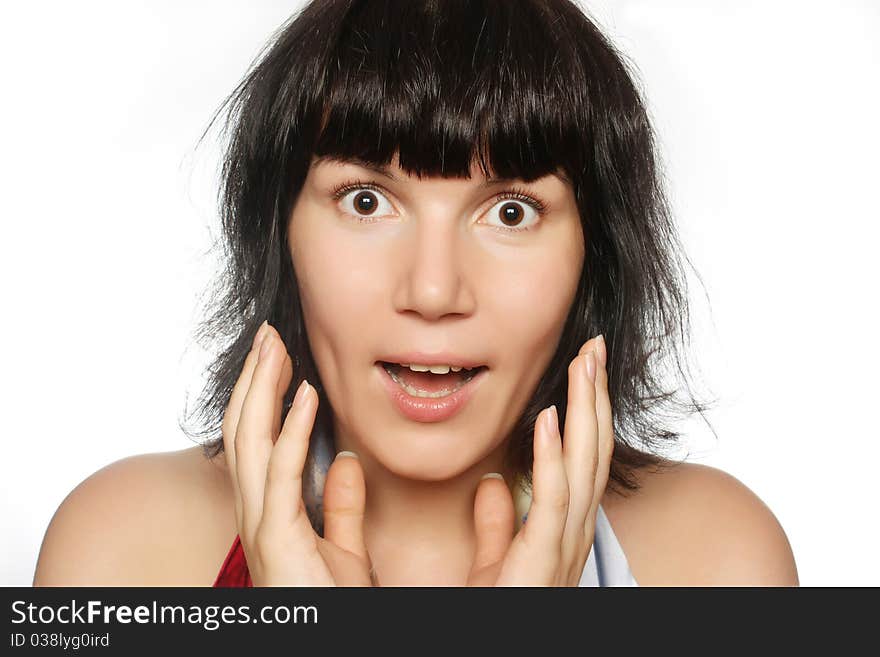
[329,178,549,233]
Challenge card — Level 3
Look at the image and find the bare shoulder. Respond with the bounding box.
[601,460,799,586]
[33,446,236,586]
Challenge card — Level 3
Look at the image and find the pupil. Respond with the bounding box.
[501,202,522,226]
[355,191,377,214]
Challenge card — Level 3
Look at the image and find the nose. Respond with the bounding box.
[391,215,477,321]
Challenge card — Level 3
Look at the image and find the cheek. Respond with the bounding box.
[488,246,582,358]
[289,221,389,380]
[297,253,383,323]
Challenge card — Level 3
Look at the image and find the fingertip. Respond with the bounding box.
[544,405,559,443]
[577,336,597,357]
[472,474,515,568]
[533,408,546,452]
[476,471,510,500]
[258,331,275,360]
[277,351,294,394]
[567,354,581,380]
[595,333,607,367]
[303,379,318,409]
[264,323,291,354]
[474,471,514,519]
[327,449,365,486]
[260,319,277,339]
[577,335,606,367]
[533,405,559,459]
[584,350,597,382]
[474,472,513,504]
[252,320,269,351]
[257,324,286,360]
[284,379,314,418]
[328,450,364,487]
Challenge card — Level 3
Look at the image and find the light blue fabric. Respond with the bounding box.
[578,505,638,587]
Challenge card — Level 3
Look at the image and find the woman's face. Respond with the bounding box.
[288,151,584,482]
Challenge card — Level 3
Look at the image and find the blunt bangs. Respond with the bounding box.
[309,0,590,185]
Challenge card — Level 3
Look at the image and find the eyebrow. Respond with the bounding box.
[313,154,571,187]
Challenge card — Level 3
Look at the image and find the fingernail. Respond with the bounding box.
[292,379,310,407]
[335,450,359,460]
[584,351,597,382]
[253,320,269,351]
[259,332,274,359]
[481,472,504,483]
[543,404,558,437]
[595,334,606,367]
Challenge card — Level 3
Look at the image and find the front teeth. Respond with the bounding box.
[399,363,468,374]
[386,368,472,398]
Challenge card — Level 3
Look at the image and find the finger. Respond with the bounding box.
[262,379,319,543]
[471,474,515,573]
[236,325,286,542]
[562,343,600,538]
[273,348,294,441]
[521,405,568,578]
[222,320,269,531]
[588,335,614,521]
[322,451,369,561]
[222,321,269,474]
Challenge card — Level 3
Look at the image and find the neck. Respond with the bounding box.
[334,434,518,586]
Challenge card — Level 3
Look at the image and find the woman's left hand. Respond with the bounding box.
[466,334,614,586]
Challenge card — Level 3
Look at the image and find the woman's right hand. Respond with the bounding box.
[221,321,373,586]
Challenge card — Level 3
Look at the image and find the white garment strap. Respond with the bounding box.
[579,505,639,587]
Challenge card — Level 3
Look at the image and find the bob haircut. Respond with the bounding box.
[185,0,713,531]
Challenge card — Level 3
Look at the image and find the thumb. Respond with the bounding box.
[322,451,368,560]
[472,473,515,572]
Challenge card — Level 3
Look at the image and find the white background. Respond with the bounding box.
[1,0,877,586]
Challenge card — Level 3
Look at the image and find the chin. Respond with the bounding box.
[366,433,495,483]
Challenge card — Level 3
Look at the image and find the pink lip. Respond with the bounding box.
[376,363,488,423]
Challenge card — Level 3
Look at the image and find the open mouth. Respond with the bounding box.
[378,361,488,398]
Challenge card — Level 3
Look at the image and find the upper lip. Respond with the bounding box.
[376,352,490,369]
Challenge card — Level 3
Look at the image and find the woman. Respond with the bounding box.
[33,0,798,586]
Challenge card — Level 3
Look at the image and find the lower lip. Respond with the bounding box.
[376,364,488,423]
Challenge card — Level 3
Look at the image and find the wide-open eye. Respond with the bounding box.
[335,184,396,219]
[482,197,543,232]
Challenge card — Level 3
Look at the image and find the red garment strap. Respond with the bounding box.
[213,535,253,587]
